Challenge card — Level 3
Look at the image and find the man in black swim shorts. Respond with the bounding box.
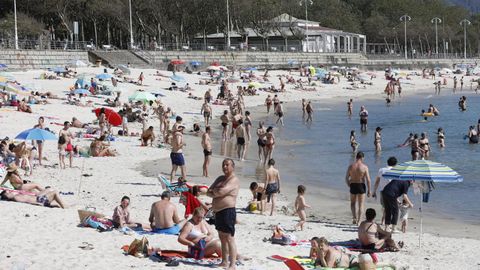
[345,152,371,225]
[207,159,240,269]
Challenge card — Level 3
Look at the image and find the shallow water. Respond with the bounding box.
[248,91,480,223]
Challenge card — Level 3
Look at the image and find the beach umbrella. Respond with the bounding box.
[248,82,262,88]
[471,67,480,75]
[210,61,220,66]
[170,74,186,83]
[93,108,122,126]
[69,59,88,68]
[75,77,91,89]
[0,76,7,83]
[73,88,91,95]
[0,72,15,81]
[358,74,371,81]
[22,83,43,92]
[52,66,67,73]
[15,128,57,141]
[128,91,156,103]
[287,60,298,65]
[190,61,201,66]
[1,83,30,95]
[170,59,185,65]
[96,73,113,80]
[0,64,7,70]
[219,66,229,71]
[243,67,257,71]
[382,159,463,246]
[330,65,340,70]
[118,65,131,75]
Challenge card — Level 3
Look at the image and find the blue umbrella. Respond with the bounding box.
[75,78,91,89]
[382,159,462,247]
[15,128,57,141]
[73,89,91,95]
[243,67,257,71]
[0,64,7,70]
[190,61,202,66]
[96,73,113,80]
[170,75,186,83]
[52,67,67,73]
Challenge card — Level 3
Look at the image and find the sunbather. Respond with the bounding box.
[0,188,66,208]
[0,164,44,193]
[310,237,359,268]
[358,208,401,251]
[90,136,117,157]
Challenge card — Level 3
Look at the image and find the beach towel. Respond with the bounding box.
[153,250,221,266]
[182,191,202,218]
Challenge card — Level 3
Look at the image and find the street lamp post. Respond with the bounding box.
[299,0,313,52]
[129,0,134,49]
[460,19,471,59]
[14,0,18,49]
[431,17,442,56]
[400,15,411,59]
[226,0,230,50]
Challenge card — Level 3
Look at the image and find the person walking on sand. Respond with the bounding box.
[294,185,310,231]
[202,126,212,177]
[265,95,273,114]
[374,127,382,152]
[372,156,397,225]
[275,102,284,126]
[58,121,73,168]
[273,95,280,111]
[265,159,281,216]
[256,122,267,161]
[220,110,229,141]
[359,106,368,132]
[207,159,240,270]
[244,111,252,141]
[345,151,371,225]
[201,100,212,126]
[235,120,246,161]
[305,101,313,123]
[264,126,275,163]
[170,125,186,182]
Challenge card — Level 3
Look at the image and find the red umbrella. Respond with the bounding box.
[93,108,122,126]
[210,61,220,66]
[170,59,185,65]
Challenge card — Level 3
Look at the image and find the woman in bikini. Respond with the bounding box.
[264,126,275,164]
[256,122,267,161]
[419,132,430,159]
[244,111,252,141]
[437,128,445,148]
[410,134,423,160]
[350,130,358,152]
[90,136,117,157]
[358,208,400,251]
[310,237,359,268]
[265,95,273,113]
[0,188,66,208]
[0,164,44,193]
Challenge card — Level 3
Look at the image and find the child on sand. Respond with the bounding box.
[295,185,311,231]
[399,198,413,233]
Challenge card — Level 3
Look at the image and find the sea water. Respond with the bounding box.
[248,91,480,223]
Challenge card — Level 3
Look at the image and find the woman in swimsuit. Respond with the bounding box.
[310,237,358,268]
[349,130,358,152]
[244,111,252,141]
[410,134,422,160]
[0,188,66,208]
[257,122,267,160]
[98,108,106,134]
[89,136,117,157]
[33,117,45,165]
[0,164,44,193]
[437,128,445,148]
[264,126,275,163]
[178,207,222,257]
[419,132,430,159]
[468,126,479,144]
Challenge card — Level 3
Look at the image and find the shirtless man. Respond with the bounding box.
[275,102,284,126]
[265,95,273,114]
[265,159,281,216]
[220,110,229,140]
[149,191,185,235]
[249,182,266,214]
[301,99,307,118]
[359,106,368,132]
[202,126,212,177]
[235,119,246,161]
[345,151,371,225]
[141,126,156,146]
[207,159,240,270]
[59,121,74,168]
[170,125,186,182]
[374,127,382,152]
[347,99,353,117]
[201,100,212,126]
[155,102,165,134]
[273,95,280,111]
[305,101,313,122]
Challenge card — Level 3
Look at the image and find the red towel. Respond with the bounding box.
[182,192,201,218]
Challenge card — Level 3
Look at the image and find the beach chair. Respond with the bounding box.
[158,175,189,193]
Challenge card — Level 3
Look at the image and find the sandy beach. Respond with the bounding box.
[1,66,479,270]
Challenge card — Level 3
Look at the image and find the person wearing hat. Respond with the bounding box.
[0,164,44,193]
[170,124,187,182]
[374,127,382,152]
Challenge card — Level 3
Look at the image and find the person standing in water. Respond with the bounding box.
[350,130,358,152]
[265,95,273,114]
[201,126,212,177]
[419,132,431,159]
[301,99,307,119]
[264,126,275,163]
[453,76,457,92]
[374,127,382,152]
[347,99,353,117]
[305,101,313,123]
[359,106,368,132]
[264,158,281,216]
[275,102,285,126]
[345,151,371,225]
[235,119,246,161]
[220,110,229,141]
[437,128,445,148]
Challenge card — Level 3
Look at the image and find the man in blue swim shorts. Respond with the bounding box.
[170,125,187,182]
[149,191,186,235]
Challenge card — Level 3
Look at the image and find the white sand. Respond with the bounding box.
[0,67,479,269]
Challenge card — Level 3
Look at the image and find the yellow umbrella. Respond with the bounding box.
[0,76,6,83]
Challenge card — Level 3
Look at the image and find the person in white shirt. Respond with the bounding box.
[372,156,397,224]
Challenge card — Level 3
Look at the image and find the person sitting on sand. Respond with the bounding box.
[310,237,359,268]
[178,207,222,257]
[149,191,186,235]
[141,126,156,146]
[0,187,66,208]
[89,135,117,157]
[0,164,44,193]
[17,99,32,113]
[358,208,401,251]
[72,117,88,128]
[112,196,143,229]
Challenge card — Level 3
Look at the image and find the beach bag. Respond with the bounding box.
[187,239,206,259]
[84,216,113,232]
[127,237,150,258]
